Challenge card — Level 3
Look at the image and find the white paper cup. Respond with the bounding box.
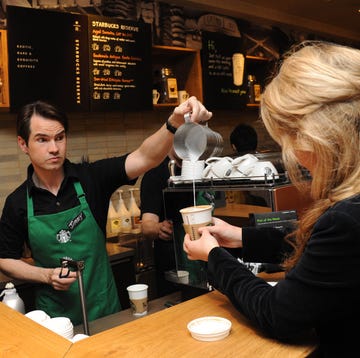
[181,160,205,180]
[180,205,213,240]
[127,284,148,316]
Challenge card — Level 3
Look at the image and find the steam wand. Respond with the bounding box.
[59,258,89,335]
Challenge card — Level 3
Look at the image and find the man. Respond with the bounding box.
[140,148,181,296]
[0,98,211,324]
[141,148,216,296]
[229,124,258,156]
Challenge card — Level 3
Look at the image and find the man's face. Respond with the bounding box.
[17,114,66,173]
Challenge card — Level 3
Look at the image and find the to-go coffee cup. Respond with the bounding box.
[180,205,213,240]
[127,284,148,316]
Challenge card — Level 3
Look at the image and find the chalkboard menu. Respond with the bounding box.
[7,6,89,112]
[88,16,152,111]
[201,31,246,109]
[7,6,152,112]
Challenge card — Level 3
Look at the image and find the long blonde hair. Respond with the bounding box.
[260,41,360,269]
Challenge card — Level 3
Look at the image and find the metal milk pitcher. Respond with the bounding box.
[174,113,223,161]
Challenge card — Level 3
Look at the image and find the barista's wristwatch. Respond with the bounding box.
[166,118,178,134]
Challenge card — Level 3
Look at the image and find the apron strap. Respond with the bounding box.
[73,181,87,206]
[27,188,34,217]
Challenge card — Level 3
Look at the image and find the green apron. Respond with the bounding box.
[27,181,120,325]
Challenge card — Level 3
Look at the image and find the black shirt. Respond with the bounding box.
[0,156,136,259]
[208,194,360,357]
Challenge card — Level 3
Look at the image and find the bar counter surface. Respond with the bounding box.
[0,289,317,357]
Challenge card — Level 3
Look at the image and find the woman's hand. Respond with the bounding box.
[201,217,243,249]
[183,228,219,262]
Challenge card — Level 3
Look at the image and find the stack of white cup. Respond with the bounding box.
[26,310,74,340]
[42,317,74,339]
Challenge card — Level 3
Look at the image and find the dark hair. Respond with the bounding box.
[16,100,69,144]
[230,124,258,154]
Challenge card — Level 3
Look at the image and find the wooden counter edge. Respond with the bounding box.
[0,302,72,357]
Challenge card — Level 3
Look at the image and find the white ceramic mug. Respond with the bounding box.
[203,157,233,178]
[178,90,189,104]
[232,154,259,175]
[181,160,205,180]
[242,161,279,180]
[152,89,160,104]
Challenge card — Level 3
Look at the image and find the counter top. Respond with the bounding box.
[67,290,316,357]
[74,291,182,335]
[0,290,317,357]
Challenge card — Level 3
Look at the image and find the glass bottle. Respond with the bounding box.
[160,67,178,103]
[247,74,261,104]
[254,78,261,103]
[247,74,256,104]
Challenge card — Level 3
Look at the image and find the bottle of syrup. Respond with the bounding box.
[128,188,141,234]
[117,189,132,234]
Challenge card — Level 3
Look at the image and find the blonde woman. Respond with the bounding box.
[183,42,360,357]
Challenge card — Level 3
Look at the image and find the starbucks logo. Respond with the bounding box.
[56,229,71,243]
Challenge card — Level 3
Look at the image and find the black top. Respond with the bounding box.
[140,157,182,296]
[0,156,135,259]
[207,194,360,357]
[140,158,170,222]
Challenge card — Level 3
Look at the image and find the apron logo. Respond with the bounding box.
[56,229,71,243]
[56,211,86,243]
[68,211,86,231]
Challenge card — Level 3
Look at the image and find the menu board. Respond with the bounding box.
[201,31,247,109]
[7,6,89,112]
[88,16,152,111]
[7,7,152,112]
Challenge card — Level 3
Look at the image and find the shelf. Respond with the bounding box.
[152,45,199,56]
[152,45,203,103]
[245,55,270,61]
[153,103,179,109]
